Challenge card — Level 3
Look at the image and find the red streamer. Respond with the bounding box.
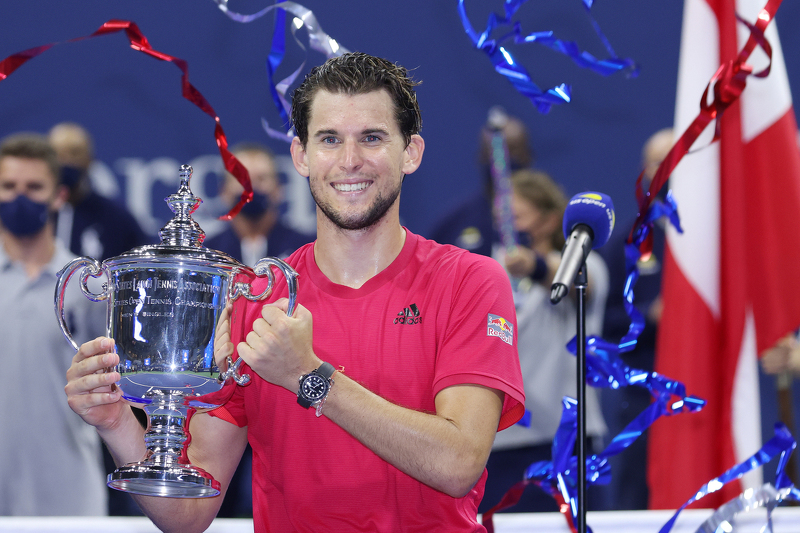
[481,479,576,533]
[628,0,782,251]
[0,19,253,220]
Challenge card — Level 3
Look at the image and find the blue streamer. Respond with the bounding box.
[212,0,349,141]
[658,424,800,533]
[523,348,706,530]
[458,0,638,113]
[517,190,694,528]
[265,7,290,133]
[542,180,800,530]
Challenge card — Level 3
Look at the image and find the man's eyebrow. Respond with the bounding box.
[362,128,390,136]
[311,127,391,138]
[312,128,338,138]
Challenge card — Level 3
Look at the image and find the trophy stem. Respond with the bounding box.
[107,391,221,498]
[142,392,190,467]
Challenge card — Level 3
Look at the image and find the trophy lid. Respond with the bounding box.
[159,164,205,248]
[103,165,246,269]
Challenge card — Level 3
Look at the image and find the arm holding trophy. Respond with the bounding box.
[65,337,248,531]
[60,165,297,531]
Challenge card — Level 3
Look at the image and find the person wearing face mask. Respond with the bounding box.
[479,168,609,514]
[0,132,108,515]
[48,122,150,261]
[204,142,314,519]
[204,142,315,266]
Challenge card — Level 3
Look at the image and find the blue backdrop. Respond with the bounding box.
[2,1,797,238]
[2,0,800,495]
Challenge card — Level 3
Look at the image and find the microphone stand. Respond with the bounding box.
[574,264,588,533]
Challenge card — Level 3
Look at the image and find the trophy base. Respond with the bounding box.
[108,462,221,498]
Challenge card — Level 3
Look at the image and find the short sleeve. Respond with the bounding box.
[432,254,525,430]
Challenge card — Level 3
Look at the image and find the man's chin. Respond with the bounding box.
[317,196,399,232]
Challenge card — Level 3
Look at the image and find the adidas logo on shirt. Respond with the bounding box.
[394,303,422,325]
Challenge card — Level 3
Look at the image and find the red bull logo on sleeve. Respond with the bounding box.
[487,313,514,346]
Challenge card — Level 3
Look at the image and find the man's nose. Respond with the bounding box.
[339,139,364,172]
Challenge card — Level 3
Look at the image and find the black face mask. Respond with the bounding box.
[60,165,85,190]
[0,195,50,237]
[238,191,273,220]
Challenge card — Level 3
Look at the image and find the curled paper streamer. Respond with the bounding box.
[0,19,253,220]
[579,6,784,522]
[629,0,782,249]
[694,483,793,533]
[488,234,702,531]
[212,0,349,141]
[659,423,800,533]
[483,358,706,533]
[482,398,588,533]
[565,0,783,456]
[561,0,782,366]
[483,192,698,532]
[598,193,682,359]
[458,0,637,114]
[527,349,704,531]
[487,2,786,531]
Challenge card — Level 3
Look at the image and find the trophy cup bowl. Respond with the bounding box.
[54,165,298,498]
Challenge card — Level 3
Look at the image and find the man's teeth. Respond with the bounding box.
[334,182,369,192]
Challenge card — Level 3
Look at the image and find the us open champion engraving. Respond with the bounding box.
[55,165,298,498]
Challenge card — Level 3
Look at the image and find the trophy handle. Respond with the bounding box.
[219,356,251,386]
[54,256,109,350]
[223,258,299,387]
[230,257,299,317]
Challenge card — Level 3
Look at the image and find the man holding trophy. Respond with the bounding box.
[64,52,525,532]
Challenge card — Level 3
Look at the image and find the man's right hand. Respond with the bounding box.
[65,336,131,431]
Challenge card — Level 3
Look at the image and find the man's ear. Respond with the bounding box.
[401,135,425,176]
[290,137,310,178]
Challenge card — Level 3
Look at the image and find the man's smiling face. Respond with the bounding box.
[291,89,423,232]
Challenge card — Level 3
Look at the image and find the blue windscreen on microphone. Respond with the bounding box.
[562,192,615,249]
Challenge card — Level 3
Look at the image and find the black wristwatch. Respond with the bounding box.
[297,362,336,409]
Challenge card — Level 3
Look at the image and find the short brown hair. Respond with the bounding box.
[291,52,422,147]
[230,141,275,161]
[510,169,568,250]
[0,132,60,182]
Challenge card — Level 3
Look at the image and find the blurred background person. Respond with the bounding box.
[204,142,315,265]
[428,107,534,256]
[48,122,150,261]
[480,168,609,513]
[205,141,314,519]
[760,330,800,488]
[761,332,800,376]
[598,127,673,510]
[0,132,107,515]
[49,121,149,516]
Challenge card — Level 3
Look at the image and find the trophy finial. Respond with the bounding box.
[178,164,192,191]
[159,165,205,247]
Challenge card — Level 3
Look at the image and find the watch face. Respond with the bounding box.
[301,374,329,402]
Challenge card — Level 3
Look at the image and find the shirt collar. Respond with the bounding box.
[0,238,78,277]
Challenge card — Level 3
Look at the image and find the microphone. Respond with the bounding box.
[550,192,615,304]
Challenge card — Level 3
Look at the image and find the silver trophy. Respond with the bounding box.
[55,165,298,498]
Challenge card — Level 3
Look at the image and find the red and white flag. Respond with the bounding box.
[648,0,800,510]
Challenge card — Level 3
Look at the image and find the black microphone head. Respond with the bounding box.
[562,192,615,249]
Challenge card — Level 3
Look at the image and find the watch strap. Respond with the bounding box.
[316,361,336,380]
[297,393,314,409]
[297,362,336,409]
